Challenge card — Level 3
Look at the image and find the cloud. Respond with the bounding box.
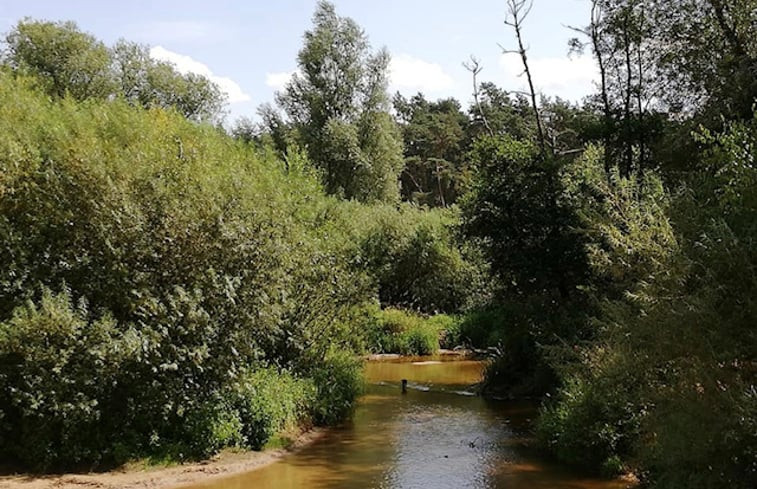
[500,53,598,101]
[262,54,456,96]
[389,54,456,93]
[265,71,295,90]
[150,46,251,103]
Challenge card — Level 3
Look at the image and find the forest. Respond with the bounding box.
[0,1,754,488]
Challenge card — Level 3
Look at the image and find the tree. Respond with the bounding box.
[3,19,113,100]
[462,136,589,300]
[273,1,404,202]
[111,40,226,122]
[2,20,226,122]
[393,93,470,207]
[502,0,546,154]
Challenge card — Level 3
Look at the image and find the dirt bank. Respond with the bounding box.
[0,429,325,489]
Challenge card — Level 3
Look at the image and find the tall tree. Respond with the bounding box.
[111,40,226,122]
[3,19,113,100]
[393,93,470,207]
[274,1,404,202]
[2,20,226,122]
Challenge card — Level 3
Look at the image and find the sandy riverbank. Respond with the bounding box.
[0,429,325,489]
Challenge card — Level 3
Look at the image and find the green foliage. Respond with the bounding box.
[462,135,590,299]
[0,72,369,469]
[272,1,404,202]
[0,287,139,468]
[428,314,463,350]
[230,368,315,450]
[111,40,226,122]
[350,203,484,313]
[3,19,113,100]
[536,349,645,476]
[307,350,364,426]
[538,119,757,486]
[360,308,461,355]
[393,94,471,207]
[2,19,226,121]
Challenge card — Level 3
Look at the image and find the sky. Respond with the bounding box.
[0,0,598,122]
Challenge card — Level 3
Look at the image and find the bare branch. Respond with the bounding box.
[463,55,494,137]
[504,0,546,154]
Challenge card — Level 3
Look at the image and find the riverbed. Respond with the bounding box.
[180,357,631,489]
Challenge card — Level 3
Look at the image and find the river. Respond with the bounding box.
[182,357,630,489]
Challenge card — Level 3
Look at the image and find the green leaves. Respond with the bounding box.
[271,1,404,203]
[0,72,368,468]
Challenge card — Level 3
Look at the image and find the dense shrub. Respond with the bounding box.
[230,368,315,450]
[0,73,370,468]
[428,314,462,349]
[360,308,459,355]
[0,288,137,468]
[347,203,486,313]
[536,350,645,477]
[307,350,364,426]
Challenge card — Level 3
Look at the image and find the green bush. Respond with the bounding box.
[0,287,137,468]
[0,73,371,468]
[536,357,644,476]
[428,314,462,349]
[230,368,315,450]
[400,322,439,356]
[346,203,486,313]
[361,308,453,355]
[308,350,364,426]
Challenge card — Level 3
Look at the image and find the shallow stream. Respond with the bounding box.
[184,357,629,489]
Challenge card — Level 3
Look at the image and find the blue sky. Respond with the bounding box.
[1,0,597,122]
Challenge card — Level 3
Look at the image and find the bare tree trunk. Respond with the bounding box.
[590,1,613,175]
[435,162,446,207]
[636,4,645,173]
[623,14,634,177]
[463,56,494,137]
[505,0,546,155]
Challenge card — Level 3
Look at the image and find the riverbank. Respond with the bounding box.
[0,429,326,489]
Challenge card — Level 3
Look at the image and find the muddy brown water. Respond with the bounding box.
[183,357,630,489]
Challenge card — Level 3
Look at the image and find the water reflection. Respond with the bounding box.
[181,357,630,489]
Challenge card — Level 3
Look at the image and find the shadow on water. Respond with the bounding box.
[181,357,631,489]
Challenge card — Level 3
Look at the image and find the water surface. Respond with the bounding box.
[184,357,630,489]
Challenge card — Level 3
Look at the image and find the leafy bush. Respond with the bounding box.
[0,287,138,468]
[307,351,364,426]
[428,314,462,349]
[347,203,486,313]
[400,322,439,356]
[230,368,315,450]
[536,352,644,476]
[0,73,371,468]
[360,308,458,355]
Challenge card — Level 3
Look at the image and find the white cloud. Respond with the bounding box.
[265,71,295,90]
[500,53,598,101]
[262,54,456,97]
[149,46,251,103]
[389,54,456,93]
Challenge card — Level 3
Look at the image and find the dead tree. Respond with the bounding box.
[503,0,546,155]
[463,55,494,137]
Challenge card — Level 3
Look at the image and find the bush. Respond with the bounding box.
[307,351,364,426]
[400,322,439,356]
[230,368,315,450]
[0,73,370,468]
[346,203,486,313]
[0,287,139,468]
[536,354,644,476]
[428,314,462,349]
[361,308,454,355]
